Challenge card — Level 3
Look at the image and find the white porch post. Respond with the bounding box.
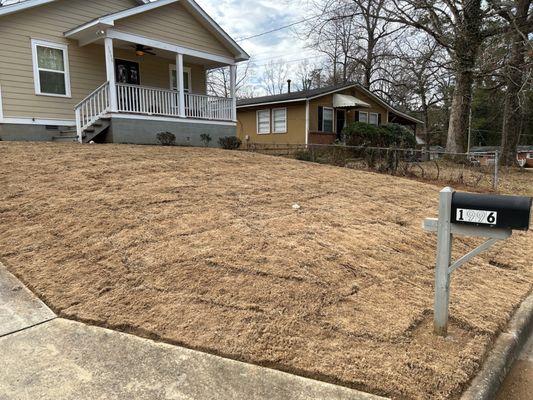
[104,37,117,112]
[176,53,186,118]
[230,64,237,121]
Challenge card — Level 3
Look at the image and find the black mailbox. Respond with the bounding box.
[451,192,532,231]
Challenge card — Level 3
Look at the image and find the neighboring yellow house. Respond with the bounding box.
[237,84,423,146]
[0,0,248,145]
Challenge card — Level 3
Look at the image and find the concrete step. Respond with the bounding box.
[52,136,78,142]
[59,126,77,135]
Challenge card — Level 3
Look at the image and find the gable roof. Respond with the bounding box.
[237,83,424,125]
[1,0,249,61]
[65,0,248,61]
[0,0,147,16]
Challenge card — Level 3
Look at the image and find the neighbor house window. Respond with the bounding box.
[31,39,71,97]
[257,109,270,134]
[322,107,333,132]
[369,112,379,126]
[272,108,287,133]
[359,111,369,123]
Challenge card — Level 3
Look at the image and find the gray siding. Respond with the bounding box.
[105,117,236,147]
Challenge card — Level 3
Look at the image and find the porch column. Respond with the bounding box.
[176,53,186,118]
[230,64,237,121]
[104,37,117,112]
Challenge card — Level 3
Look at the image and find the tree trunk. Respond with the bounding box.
[423,105,430,161]
[446,65,474,154]
[500,0,530,167]
[446,0,482,154]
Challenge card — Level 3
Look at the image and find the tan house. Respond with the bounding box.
[237,84,423,146]
[0,0,249,145]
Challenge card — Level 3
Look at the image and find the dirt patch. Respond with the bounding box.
[0,142,531,400]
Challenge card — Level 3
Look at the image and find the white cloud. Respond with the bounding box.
[196,0,320,67]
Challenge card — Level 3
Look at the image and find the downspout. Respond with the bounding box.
[0,84,3,122]
[305,99,309,146]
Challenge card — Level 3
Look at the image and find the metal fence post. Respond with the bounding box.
[493,151,499,190]
[434,186,454,336]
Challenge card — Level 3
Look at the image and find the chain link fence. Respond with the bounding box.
[243,143,523,192]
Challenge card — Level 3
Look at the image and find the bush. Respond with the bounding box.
[343,122,384,147]
[218,136,241,150]
[200,133,212,147]
[342,122,417,173]
[382,123,417,148]
[294,150,312,161]
[156,132,176,146]
[343,122,416,149]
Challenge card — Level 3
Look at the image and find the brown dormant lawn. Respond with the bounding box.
[0,142,531,400]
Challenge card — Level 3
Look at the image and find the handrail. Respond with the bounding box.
[75,81,110,142]
[117,82,179,93]
[74,81,110,108]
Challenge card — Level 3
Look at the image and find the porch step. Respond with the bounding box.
[52,135,78,142]
[82,118,111,143]
[59,126,77,135]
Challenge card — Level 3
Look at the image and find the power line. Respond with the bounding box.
[236,14,321,42]
[235,4,353,42]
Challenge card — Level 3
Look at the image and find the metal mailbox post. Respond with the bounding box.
[423,187,532,336]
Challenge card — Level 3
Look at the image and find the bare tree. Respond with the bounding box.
[207,63,254,99]
[259,60,290,95]
[294,60,324,91]
[385,0,507,153]
[490,0,533,165]
[386,35,451,155]
[302,0,402,89]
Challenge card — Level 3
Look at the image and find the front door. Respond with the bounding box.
[115,59,140,85]
[336,109,346,140]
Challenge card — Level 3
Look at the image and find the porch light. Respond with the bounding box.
[136,50,145,57]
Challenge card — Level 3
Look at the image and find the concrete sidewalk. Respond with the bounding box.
[0,264,385,400]
[495,331,533,400]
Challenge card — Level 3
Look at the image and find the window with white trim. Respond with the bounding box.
[369,112,379,126]
[322,107,333,132]
[257,109,270,134]
[358,111,369,124]
[31,40,71,97]
[272,108,287,133]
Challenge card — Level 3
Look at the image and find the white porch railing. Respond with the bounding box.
[75,81,110,142]
[184,93,233,121]
[116,83,234,121]
[117,83,180,117]
[75,82,235,142]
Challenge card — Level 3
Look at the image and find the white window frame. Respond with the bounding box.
[31,39,71,98]
[322,106,334,132]
[256,109,271,134]
[169,65,192,92]
[359,111,369,124]
[272,107,287,134]
[369,112,379,126]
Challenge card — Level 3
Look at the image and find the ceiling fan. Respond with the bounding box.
[132,44,156,56]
